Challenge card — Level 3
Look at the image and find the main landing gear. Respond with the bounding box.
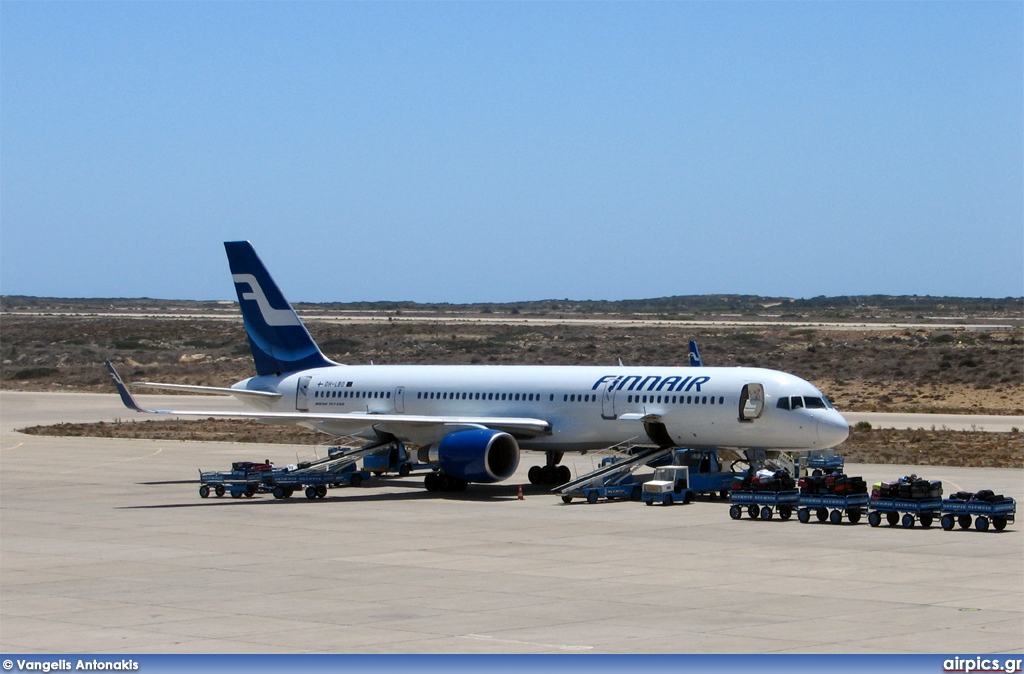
[527,451,571,487]
[424,471,468,493]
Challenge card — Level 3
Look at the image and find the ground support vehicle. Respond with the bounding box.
[798,450,845,477]
[797,493,869,524]
[940,498,1016,532]
[267,463,373,500]
[642,465,695,506]
[867,498,943,529]
[554,447,668,504]
[669,449,742,500]
[729,489,799,521]
[198,468,262,499]
[362,443,432,477]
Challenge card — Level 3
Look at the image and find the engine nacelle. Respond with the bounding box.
[420,429,520,483]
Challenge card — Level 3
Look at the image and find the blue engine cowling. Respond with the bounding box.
[426,429,520,483]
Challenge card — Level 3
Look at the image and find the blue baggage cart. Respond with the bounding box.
[940,498,1015,532]
[797,493,869,525]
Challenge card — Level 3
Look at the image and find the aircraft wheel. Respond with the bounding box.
[941,514,954,531]
[729,505,742,520]
[305,487,317,500]
[587,490,599,505]
[528,466,542,485]
[199,485,210,499]
[993,516,1007,531]
[901,514,914,529]
[215,485,225,497]
[798,508,810,524]
[761,506,773,521]
[958,514,972,530]
[557,465,572,485]
[399,464,411,477]
[975,516,989,532]
[424,473,440,492]
[868,511,881,527]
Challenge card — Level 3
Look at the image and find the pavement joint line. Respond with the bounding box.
[460,633,593,650]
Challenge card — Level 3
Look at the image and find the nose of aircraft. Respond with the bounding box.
[817,411,850,446]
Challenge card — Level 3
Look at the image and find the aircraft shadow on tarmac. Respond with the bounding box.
[119,477,557,509]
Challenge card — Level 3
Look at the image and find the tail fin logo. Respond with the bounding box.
[232,274,302,327]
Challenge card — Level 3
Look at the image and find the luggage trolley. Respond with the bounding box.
[868,497,943,529]
[797,493,869,524]
[941,497,1016,532]
[729,489,800,521]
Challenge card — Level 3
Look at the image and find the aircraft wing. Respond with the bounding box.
[130,381,283,402]
[106,361,551,440]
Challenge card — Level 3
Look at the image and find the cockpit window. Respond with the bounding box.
[804,397,827,409]
[790,396,804,409]
[822,396,834,409]
[776,397,790,410]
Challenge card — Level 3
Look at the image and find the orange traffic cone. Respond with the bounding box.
[518,484,524,500]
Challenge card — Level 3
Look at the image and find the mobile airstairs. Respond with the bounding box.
[552,446,671,504]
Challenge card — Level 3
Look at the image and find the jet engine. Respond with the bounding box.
[418,429,520,483]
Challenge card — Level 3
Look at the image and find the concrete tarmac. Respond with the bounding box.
[1,392,1021,654]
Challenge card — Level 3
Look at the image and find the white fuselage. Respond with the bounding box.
[234,364,850,452]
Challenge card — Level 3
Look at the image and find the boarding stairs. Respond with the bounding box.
[552,446,671,495]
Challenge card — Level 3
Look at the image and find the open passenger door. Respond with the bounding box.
[738,383,764,422]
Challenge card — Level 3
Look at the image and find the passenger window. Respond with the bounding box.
[710,396,714,405]
[702,396,707,404]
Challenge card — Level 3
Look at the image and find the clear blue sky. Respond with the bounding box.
[2,2,1021,303]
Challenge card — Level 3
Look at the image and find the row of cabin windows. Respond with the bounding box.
[627,394,725,405]
[412,391,724,406]
[315,390,390,400]
[776,395,832,410]
[417,391,545,402]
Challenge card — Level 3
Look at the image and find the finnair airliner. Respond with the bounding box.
[107,241,850,492]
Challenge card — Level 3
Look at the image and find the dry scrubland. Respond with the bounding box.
[3,296,1022,467]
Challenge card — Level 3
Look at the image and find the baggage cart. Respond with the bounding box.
[797,493,869,524]
[940,497,1016,532]
[729,489,800,521]
[867,497,943,529]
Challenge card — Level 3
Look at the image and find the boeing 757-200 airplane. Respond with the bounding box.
[107,241,849,491]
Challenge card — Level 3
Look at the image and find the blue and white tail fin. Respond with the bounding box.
[688,340,703,367]
[224,241,337,377]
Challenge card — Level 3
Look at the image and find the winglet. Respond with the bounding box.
[105,360,149,412]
